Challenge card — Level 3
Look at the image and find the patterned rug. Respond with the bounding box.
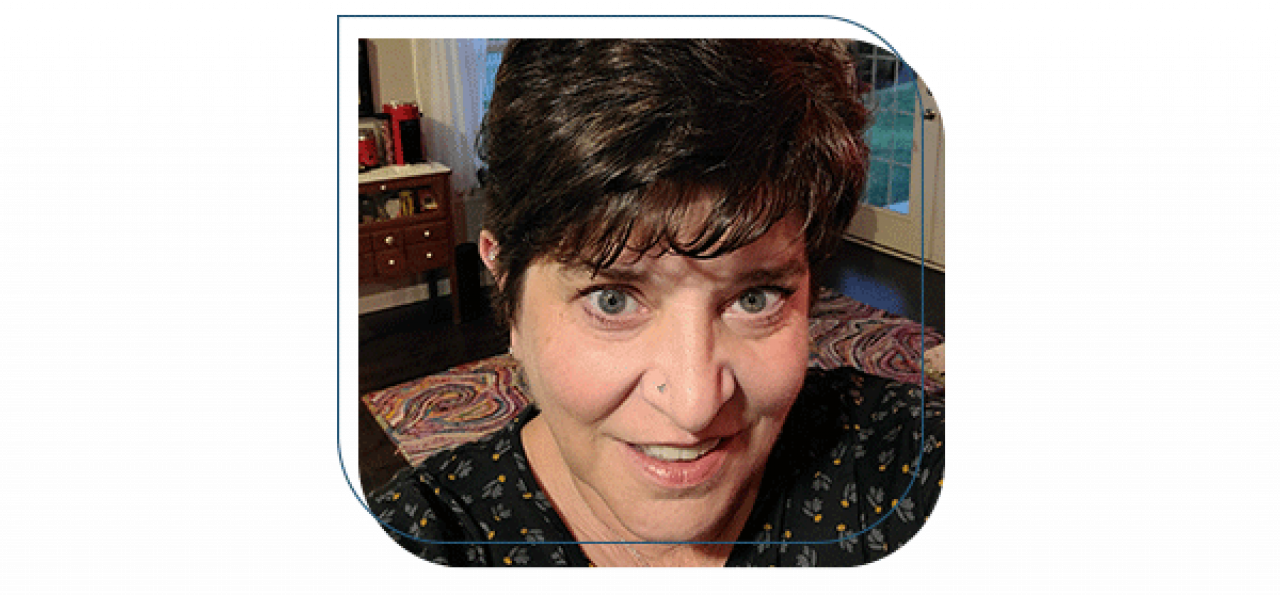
[362,288,943,466]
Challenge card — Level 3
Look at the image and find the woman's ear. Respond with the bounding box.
[479,229,519,360]
[478,229,503,288]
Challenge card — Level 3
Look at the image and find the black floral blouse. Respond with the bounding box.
[367,367,944,567]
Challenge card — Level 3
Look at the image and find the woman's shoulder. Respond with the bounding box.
[784,367,942,443]
[731,367,944,567]
[366,409,587,567]
[795,365,945,468]
[366,424,512,565]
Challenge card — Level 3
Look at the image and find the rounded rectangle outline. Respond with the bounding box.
[338,14,944,554]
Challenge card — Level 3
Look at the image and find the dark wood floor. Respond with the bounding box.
[358,296,508,395]
[357,239,943,494]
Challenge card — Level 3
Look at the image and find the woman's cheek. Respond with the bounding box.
[536,328,637,419]
[743,324,811,415]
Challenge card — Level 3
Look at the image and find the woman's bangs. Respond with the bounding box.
[554,180,804,273]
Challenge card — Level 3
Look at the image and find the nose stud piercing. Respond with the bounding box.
[657,383,666,393]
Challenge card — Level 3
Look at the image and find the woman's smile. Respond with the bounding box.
[623,435,732,490]
[632,438,722,462]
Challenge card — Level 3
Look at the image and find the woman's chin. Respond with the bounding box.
[600,474,760,544]
[614,498,741,543]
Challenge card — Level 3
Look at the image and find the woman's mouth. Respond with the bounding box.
[634,439,722,462]
[625,437,731,489]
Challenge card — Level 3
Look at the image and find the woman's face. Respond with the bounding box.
[505,216,811,543]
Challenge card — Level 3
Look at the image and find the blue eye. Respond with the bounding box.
[593,289,631,315]
[730,287,793,319]
[738,289,770,313]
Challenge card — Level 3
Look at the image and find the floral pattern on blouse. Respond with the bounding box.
[368,367,944,567]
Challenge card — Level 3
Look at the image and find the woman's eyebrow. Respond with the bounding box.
[738,257,809,285]
[589,267,650,284]
[560,256,807,286]
[559,263,651,284]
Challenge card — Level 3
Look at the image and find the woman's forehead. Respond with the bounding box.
[555,218,808,285]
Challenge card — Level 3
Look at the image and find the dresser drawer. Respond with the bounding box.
[404,220,449,245]
[368,229,405,250]
[373,248,408,277]
[405,241,452,273]
[358,251,375,279]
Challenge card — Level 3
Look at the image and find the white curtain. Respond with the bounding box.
[411,39,487,194]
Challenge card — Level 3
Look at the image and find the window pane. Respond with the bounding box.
[481,41,505,113]
[891,112,914,164]
[889,163,912,214]
[854,41,917,213]
[865,159,890,208]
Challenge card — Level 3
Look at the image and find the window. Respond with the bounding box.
[852,41,917,215]
[843,40,945,269]
[481,39,506,113]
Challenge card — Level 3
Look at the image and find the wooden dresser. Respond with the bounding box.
[358,163,460,322]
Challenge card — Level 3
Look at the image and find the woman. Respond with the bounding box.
[369,39,944,567]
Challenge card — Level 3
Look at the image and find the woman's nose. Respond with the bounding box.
[646,309,736,433]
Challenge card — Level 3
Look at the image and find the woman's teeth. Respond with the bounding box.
[637,439,721,462]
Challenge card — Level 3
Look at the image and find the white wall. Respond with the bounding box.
[368,39,416,108]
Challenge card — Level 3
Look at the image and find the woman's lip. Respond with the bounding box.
[622,435,734,489]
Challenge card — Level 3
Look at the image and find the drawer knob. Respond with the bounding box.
[384,235,394,245]
[422,230,431,238]
[425,252,434,260]
[387,258,395,266]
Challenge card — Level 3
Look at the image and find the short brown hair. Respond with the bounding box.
[479,39,871,327]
